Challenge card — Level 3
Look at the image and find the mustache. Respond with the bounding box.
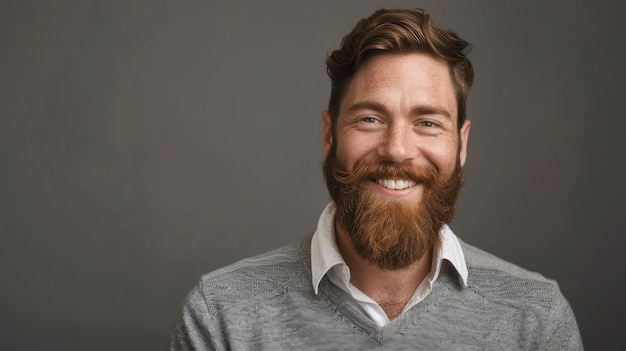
[332,160,439,187]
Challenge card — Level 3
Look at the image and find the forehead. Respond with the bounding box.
[340,53,457,121]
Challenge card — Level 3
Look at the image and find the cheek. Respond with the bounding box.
[421,140,459,174]
[335,145,361,169]
[335,132,377,165]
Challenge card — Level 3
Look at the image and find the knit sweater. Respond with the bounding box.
[169,234,583,350]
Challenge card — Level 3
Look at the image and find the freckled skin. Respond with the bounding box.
[323,53,470,192]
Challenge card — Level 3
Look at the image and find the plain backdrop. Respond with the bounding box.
[1,0,624,349]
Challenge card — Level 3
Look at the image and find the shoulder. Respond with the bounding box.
[461,240,563,308]
[169,237,314,349]
[459,240,583,349]
[194,237,311,309]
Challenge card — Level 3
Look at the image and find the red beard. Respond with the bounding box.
[323,150,464,270]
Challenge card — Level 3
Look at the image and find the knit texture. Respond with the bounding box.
[169,235,583,350]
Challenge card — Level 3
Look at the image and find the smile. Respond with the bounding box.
[375,179,416,190]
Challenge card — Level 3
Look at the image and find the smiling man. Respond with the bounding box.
[170,9,582,350]
[322,51,469,322]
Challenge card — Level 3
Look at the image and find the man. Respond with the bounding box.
[170,8,582,350]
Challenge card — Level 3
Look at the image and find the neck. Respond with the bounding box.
[334,222,434,320]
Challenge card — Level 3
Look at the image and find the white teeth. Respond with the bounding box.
[376,179,416,190]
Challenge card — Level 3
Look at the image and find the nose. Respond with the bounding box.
[377,124,415,163]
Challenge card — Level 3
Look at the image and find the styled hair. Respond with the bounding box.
[326,8,474,130]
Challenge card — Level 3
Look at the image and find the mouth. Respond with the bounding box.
[374,178,417,190]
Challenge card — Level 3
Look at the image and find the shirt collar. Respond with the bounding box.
[310,202,345,294]
[310,202,468,294]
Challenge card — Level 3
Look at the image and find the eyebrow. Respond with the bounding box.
[345,101,388,116]
[346,101,452,119]
[415,105,452,119]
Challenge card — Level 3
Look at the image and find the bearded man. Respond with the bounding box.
[170,8,583,350]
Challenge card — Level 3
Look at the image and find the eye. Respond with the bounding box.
[362,117,378,123]
[419,120,435,128]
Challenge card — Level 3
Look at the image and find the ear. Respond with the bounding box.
[322,110,333,157]
[458,119,471,167]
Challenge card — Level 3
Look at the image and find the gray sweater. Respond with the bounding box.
[170,235,583,350]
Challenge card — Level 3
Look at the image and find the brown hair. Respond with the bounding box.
[326,8,474,130]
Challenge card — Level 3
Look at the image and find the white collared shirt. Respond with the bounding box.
[311,202,468,326]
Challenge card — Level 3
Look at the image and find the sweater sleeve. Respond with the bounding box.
[169,283,218,351]
[539,284,584,350]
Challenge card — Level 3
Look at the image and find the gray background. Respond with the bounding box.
[1,0,624,349]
